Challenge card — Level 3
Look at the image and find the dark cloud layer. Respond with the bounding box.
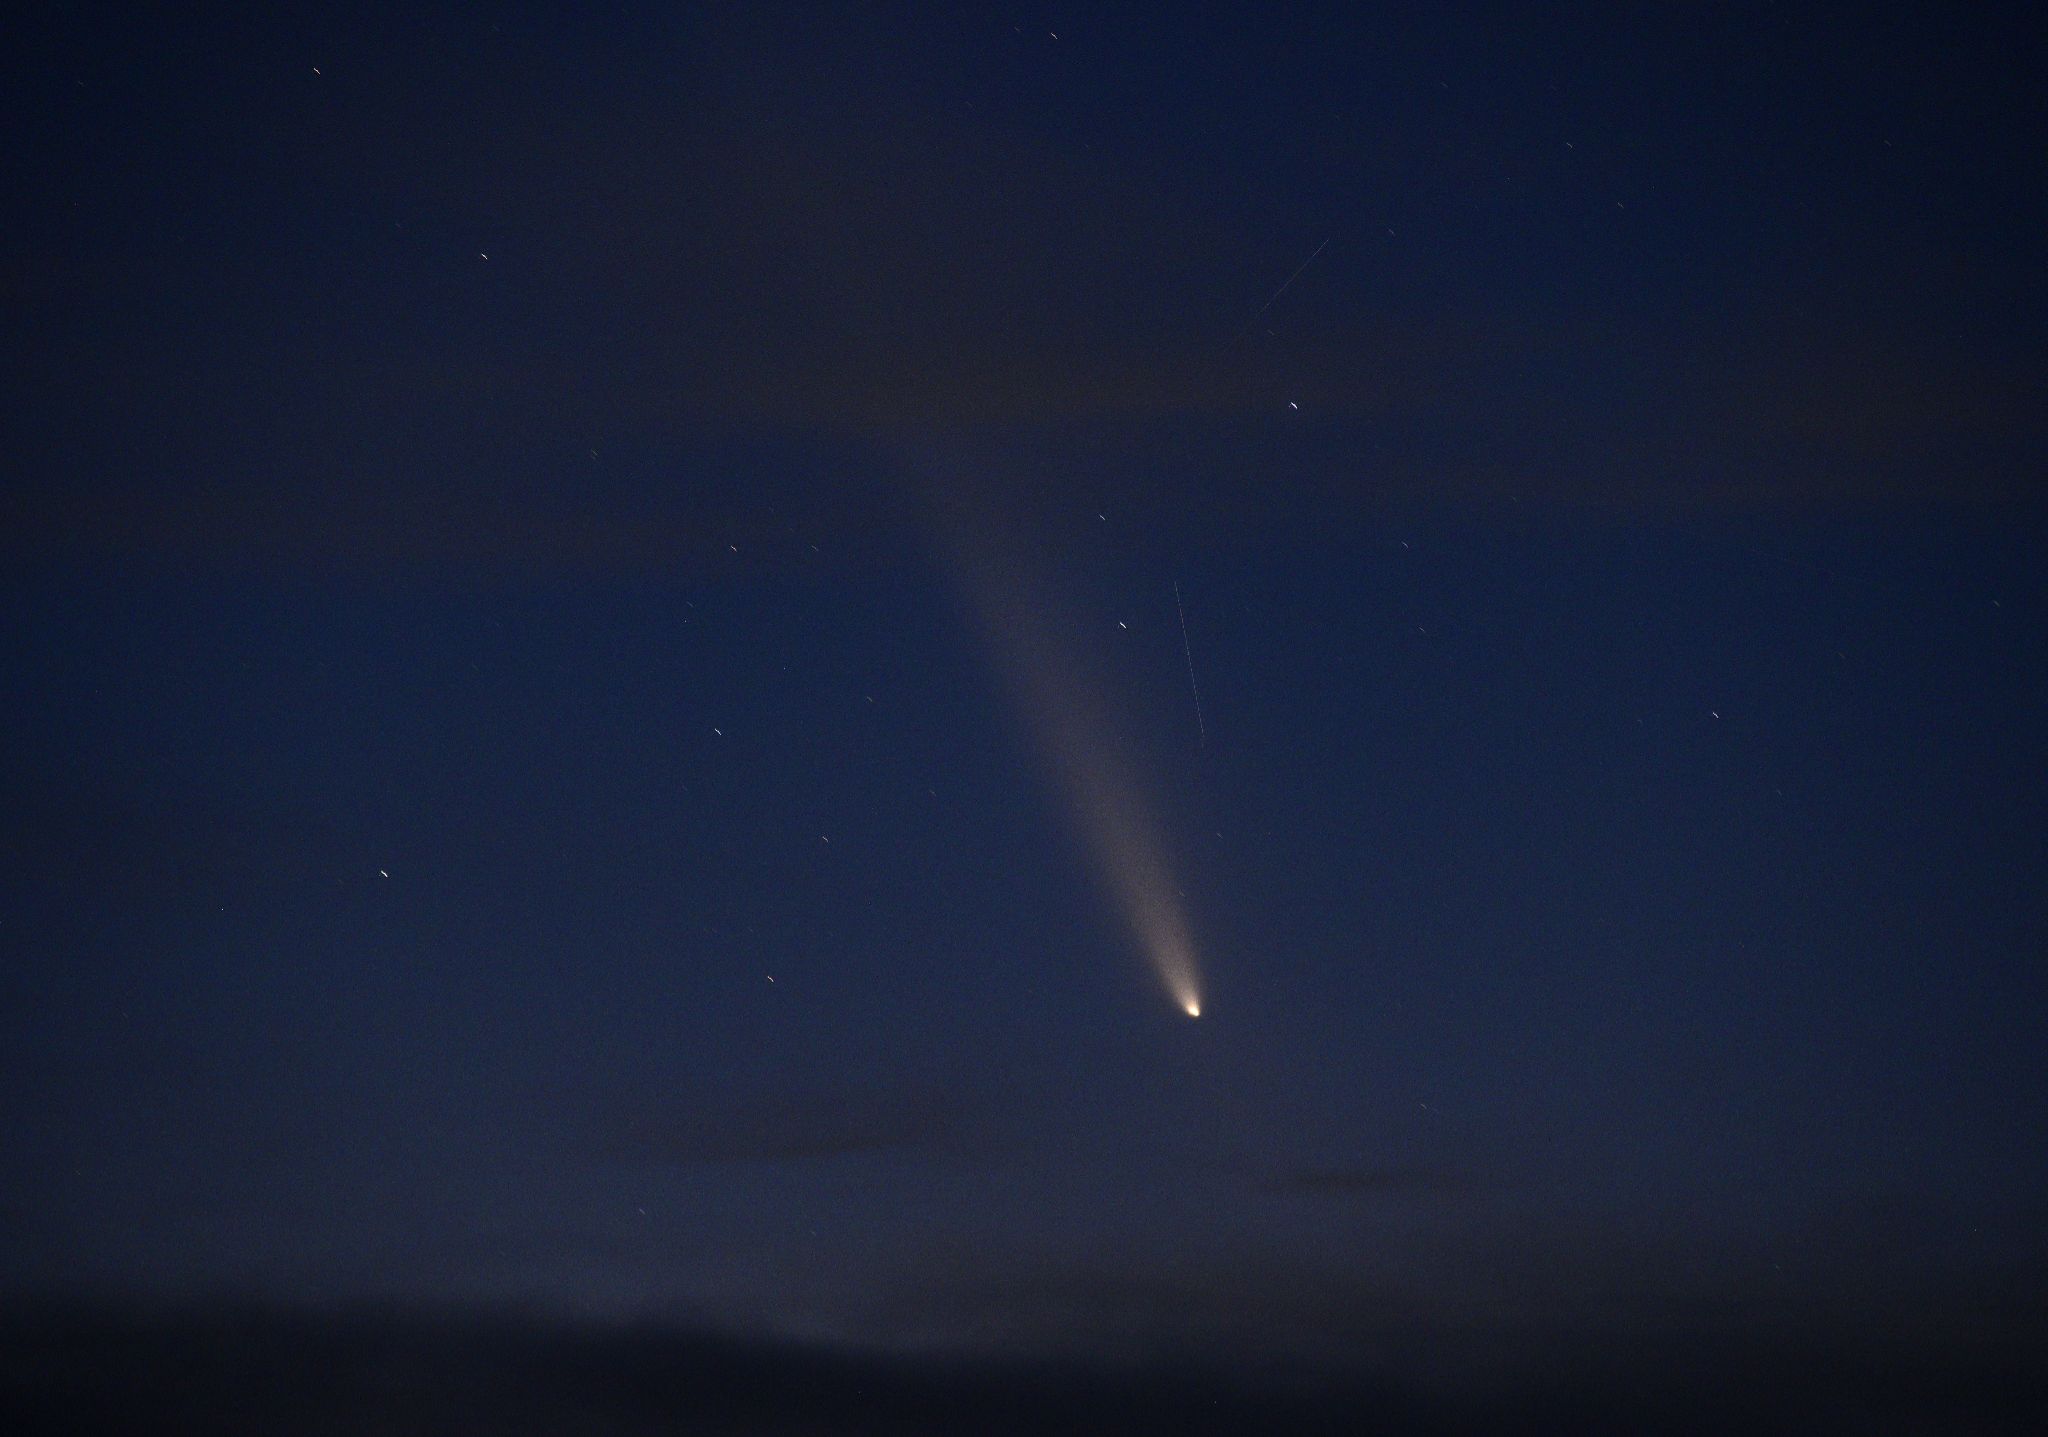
[4,1298,2041,1435]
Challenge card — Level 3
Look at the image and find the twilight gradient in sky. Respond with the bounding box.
[5,4,2046,1430]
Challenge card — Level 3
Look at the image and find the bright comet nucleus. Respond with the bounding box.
[930,476,1207,1020]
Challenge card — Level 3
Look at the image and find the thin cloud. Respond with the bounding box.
[604,1086,971,1166]
[1278,1165,1486,1200]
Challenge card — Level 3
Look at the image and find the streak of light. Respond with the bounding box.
[928,482,1205,1018]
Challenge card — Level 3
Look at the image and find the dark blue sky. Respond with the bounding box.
[4,2,2045,1425]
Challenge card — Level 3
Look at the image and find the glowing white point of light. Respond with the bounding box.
[937,498,1207,1030]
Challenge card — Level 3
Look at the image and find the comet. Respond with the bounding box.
[926,475,1206,1019]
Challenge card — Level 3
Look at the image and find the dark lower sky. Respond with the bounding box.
[5,2,2045,1428]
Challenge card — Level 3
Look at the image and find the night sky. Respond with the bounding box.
[5,4,2046,1430]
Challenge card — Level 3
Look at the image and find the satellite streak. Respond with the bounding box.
[1255,236,1329,319]
[1229,236,1330,346]
[1175,580,1206,748]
